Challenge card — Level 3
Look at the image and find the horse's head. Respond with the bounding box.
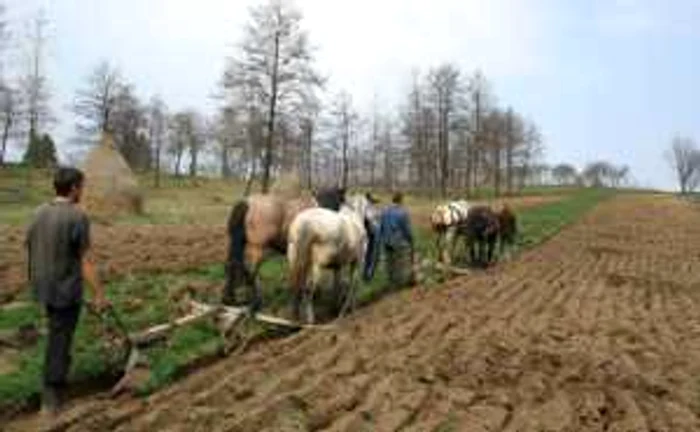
[315,187,347,211]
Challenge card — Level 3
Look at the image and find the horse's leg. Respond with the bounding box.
[339,263,358,318]
[332,268,343,316]
[487,237,495,265]
[222,261,239,306]
[306,264,322,325]
[444,228,455,267]
[245,244,265,313]
[435,233,443,264]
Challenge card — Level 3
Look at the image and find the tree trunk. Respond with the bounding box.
[0,114,12,166]
[341,120,349,189]
[261,31,281,194]
[174,150,183,177]
[189,147,198,177]
[304,124,313,189]
[494,134,501,198]
[154,141,161,187]
[505,111,513,195]
[245,157,257,196]
[384,129,392,190]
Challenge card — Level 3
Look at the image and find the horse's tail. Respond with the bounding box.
[224,200,249,298]
[288,220,316,293]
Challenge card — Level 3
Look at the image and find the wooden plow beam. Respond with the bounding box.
[432,262,473,277]
[111,300,334,396]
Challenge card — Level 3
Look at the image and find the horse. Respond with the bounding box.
[496,204,518,260]
[223,187,346,311]
[457,205,500,268]
[287,194,379,324]
[430,200,470,265]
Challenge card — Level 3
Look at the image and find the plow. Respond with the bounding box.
[86,254,470,398]
[90,298,334,397]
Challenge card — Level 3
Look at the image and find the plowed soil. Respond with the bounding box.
[0,225,227,304]
[0,195,557,304]
[5,194,700,431]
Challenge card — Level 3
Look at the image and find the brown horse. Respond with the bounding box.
[223,187,346,311]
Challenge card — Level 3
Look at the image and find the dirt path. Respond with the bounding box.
[6,194,700,431]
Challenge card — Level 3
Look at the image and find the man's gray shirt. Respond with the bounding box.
[26,198,91,308]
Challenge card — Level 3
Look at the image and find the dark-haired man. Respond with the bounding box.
[378,192,416,288]
[25,167,109,417]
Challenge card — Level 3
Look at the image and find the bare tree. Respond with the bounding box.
[666,136,700,194]
[18,10,52,145]
[298,101,319,188]
[503,108,526,195]
[187,111,205,177]
[381,117,395,190]
[466,70,492,195]
[427,64,462,198]
[401,70,431,192]
[223,0,323,193]
[215,106,238,179]
[517,120,543,190]
[0,83,15,165]
[329,90,358,189]
[169,112,190,177]
[73,61,124,142]
[148,95,167,186]
[111,84,149,170]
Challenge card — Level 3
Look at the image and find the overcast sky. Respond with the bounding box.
[6,0,699,190]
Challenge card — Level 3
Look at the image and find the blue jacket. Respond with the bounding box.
[379,205,414,249]
[364,204,414,281]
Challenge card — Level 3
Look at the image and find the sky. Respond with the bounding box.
[5,0,699,190]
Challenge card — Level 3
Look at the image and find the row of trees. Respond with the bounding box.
[216,0,553,197]
[550,162,630,188]
[0,0,636,194]
[0,5,57,168]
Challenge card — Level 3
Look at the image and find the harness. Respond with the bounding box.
[446,202,467,226]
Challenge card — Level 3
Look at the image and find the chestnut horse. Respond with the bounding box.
[223,187,346,311]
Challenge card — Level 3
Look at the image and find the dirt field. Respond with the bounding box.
[0,195,558,304]
[0,225,227,304]
[6,194,700,431]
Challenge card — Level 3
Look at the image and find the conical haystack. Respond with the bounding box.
[81,132,144,218]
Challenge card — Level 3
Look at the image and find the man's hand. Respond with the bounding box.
[82,258,110,312]
[91,295,112,312]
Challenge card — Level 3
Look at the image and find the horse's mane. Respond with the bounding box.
[315,187,345,211]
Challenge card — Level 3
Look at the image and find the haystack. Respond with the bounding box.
[82,132,144,218]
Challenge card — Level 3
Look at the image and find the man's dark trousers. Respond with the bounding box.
[44,303,81,389]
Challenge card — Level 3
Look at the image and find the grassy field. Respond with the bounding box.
[0,187,612,414]
[0,166,621,226]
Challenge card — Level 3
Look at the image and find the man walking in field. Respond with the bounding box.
[25,167,110,417]
[378,192,416,288]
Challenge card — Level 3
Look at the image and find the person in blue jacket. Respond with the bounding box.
[377,191,416,288]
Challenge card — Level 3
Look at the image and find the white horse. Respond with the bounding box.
[287,194,378,324]
[430,200,470,265]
